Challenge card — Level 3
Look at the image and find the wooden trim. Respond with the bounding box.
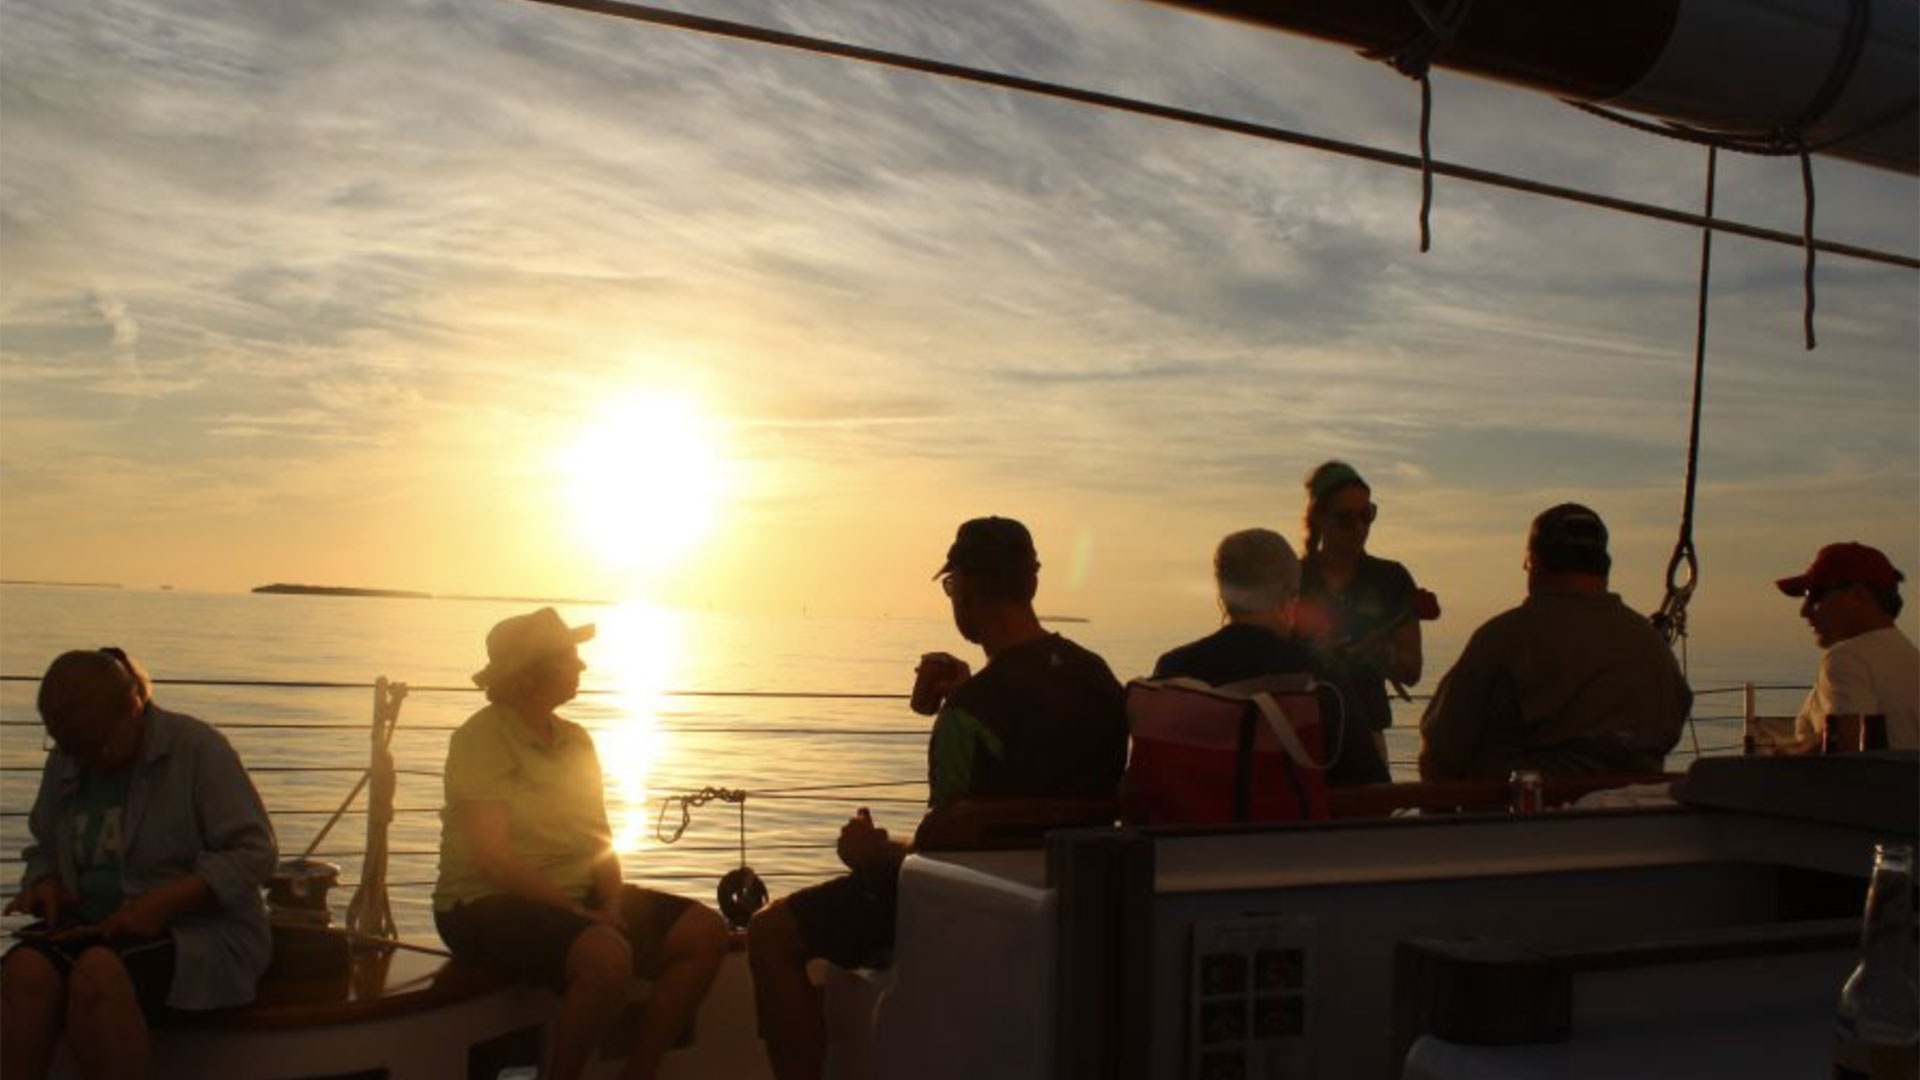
[167,950,514,1031]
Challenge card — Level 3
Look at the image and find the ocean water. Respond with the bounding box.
[0,584,1810,943]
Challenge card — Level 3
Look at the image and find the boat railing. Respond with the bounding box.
[0,675,1807,898]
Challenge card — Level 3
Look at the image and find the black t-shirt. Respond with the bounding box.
[1297,553,1418,733]
[926,633,1128,807]
[1153,623,1390,786]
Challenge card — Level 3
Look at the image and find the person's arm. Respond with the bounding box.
[584,789,626,932]
[1417,629,1497,780]
[85,875,213,940]
[1382,564,1425,686]
[185,722,278,910]
[1387,617,1423,687]
[7,761,73,923]
[836,808,908,871]
[927,702,1001,808]
[457,799,597,916]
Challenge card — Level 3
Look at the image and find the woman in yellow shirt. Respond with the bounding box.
[434,608,727,1080]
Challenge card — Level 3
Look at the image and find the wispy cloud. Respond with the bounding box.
[1,0,1913,643]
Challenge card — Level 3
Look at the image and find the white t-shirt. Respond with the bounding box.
[1793,626,1920,750]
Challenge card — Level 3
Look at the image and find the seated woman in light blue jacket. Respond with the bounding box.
[2,648,277,1080]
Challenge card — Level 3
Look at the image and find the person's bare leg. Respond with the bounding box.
[547,926,633,1080]
[748,900,825,1080]
[619,904,727,1080]
[1,949,65,1080]
[61,948,148,1080]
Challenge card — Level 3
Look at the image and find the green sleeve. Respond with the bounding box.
[928,704,1002,807]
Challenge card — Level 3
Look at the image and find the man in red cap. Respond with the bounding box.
[1776,542,1918,752]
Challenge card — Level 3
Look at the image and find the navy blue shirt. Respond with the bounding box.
[927,633,1128,807]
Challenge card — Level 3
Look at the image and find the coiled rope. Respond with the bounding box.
[343,677,407,943]
[654,785,768,927]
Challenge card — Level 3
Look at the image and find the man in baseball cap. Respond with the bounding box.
[1776,542,1917,752]
[1418,503,1691,781]
[748,516,1127,1080]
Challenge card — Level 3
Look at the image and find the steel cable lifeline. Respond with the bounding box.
[513,0,1916,272]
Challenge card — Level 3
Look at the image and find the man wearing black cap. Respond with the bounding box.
[1775,542,1917,752]
[746,516,1128,1080]
[1418,504,1692,781]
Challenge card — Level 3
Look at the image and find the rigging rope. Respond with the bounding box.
[1566,0,1884,352]
[1359,0,1475,252]
[655,785,749,845]
[344,678,407,943]
[1798,148,1818,350]
[512,0,1916,272]
[1653,146,1716,653]
[654,785,769,927]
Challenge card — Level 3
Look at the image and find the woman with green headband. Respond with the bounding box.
[1296,461,1433,778]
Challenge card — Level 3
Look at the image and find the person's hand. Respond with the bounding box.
[4,876,72,925]
[584,900,627,937]
[82,891,174,941]
[910,653,971,716]
[836,808,894,870]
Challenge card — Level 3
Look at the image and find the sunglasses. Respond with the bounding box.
[1804,581,1858,605]
[940,574,961,597]
[1327,504,1378,527]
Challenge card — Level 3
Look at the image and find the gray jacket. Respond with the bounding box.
[22,706,277,1009]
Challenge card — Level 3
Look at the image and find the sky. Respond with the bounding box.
[1,0,1915,654]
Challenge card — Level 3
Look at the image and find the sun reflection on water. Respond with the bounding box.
[579,599,685,858]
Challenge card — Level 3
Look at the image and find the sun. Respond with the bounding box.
[558,394,729,576]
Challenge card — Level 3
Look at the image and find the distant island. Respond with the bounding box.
[254,583,432,599]
[252,583,609,605]
[1038,614,1091,623]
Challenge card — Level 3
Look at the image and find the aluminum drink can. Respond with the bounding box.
[1509,770,1544,814]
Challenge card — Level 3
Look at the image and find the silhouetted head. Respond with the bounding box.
[38,648,152,770]
[1776,542,1905,647]
[1303,461,1375,560]
[935,516,1040,643]
[472,607,594,708]
[1215,528,1301,619]
[1527,503,1612,578]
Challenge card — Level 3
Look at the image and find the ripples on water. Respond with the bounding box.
[0,585,1808,942]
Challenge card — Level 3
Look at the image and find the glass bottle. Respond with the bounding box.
[1835,842,1918,1079]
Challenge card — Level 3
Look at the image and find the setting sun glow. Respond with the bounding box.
[559,395,730,581]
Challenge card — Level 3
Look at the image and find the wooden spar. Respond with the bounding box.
[1139,0,1918,175]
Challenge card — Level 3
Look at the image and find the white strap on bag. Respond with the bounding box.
[1248,690,1334,772]
[1136,675,1341,771]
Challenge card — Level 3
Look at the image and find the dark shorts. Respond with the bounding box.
[435,885,695,993]
[783,864,899,970]
[4,933,178,1020]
